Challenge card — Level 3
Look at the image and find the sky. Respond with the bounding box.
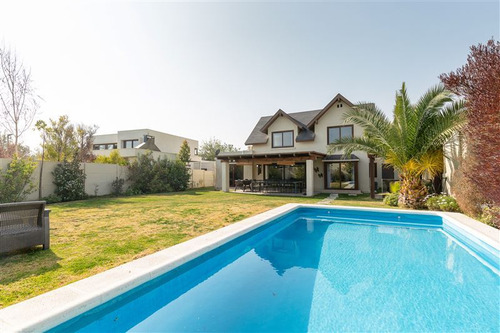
[0,0,498,151]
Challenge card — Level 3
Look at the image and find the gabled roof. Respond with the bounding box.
[244,109,321,145]
[245,116,272,145]
[244,93,354,146]
[260,109,308,133]
[306,93,354,127]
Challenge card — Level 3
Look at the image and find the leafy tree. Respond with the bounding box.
[178,140,191,163]
[199,137,238,161]
[94,150,128,166]
[52,159,87,201]
[38,115,97,162]
[0,45,40,154]
[329,83,466,209]
[0,156,37,203]
[440,39,500,227]
[42,115,76,162]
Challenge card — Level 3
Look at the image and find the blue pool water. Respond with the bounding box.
[51,208,500,332]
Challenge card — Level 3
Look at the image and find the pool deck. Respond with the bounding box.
[0,204,498,332]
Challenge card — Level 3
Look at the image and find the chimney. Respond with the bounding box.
[143,135,155,143]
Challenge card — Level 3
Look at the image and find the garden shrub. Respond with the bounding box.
[480,205,500,229]
[166,160,191,191]
[0,156,37,203]
[43,194,62,204]
[383,193,399,207]
[128,152,190,194]
[127,153,156,194]
[425,195,460,212]
[389,181,400,194]
[52,160,87,201]
[111,177,125,196]
[94,150,128,166]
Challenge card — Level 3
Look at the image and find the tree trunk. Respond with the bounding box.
[399,172,428,209]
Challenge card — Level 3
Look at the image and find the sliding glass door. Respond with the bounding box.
[325,162,358,190]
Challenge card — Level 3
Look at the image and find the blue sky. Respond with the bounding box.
[0,0,498,150]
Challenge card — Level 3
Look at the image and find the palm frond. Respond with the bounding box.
[344,103,391,140]
[328,136,386,159]
[417,150,444,177]
[417,99,467,154]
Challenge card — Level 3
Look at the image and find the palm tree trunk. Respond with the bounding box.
[399,172,428,209]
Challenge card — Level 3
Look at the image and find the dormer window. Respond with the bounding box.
[328,125,353,144]
[272,131,294,148]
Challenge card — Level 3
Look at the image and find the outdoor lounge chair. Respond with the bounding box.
[0,201,50,254]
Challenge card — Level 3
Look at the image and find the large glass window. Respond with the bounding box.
[325,162,357,189]
[272,131,294,148]
[328,126,353,144]
[123,139,139,148]
[265,164,305,181]
[93,143,117,150]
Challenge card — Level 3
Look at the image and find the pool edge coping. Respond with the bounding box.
[0,203,302,333]
[0,204,498,332]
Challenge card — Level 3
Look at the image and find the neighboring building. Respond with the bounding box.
[93,129,200,161]
[217,94,397,196]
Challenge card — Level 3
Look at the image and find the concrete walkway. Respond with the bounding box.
[317,193,338,205]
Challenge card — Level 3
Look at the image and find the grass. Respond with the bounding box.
[332,193,395,209]
[0,188,387,308]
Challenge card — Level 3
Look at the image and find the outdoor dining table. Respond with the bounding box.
[252,180,304,194]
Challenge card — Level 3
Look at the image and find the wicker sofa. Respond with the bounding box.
[0,201,50,254]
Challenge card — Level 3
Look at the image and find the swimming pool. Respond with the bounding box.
[1,205,499,332]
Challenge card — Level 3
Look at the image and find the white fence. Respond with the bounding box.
[0,158,215,201]
[191,169,215,188]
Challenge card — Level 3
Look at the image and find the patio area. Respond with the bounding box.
[234,179,305,195]
[217,151,327,197]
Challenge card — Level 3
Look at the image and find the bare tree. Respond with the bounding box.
[0,45,40,154]
[75,123,98,162]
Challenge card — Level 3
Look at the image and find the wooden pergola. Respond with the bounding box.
[216,151,326,165]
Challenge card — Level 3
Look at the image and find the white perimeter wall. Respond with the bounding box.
[0,158,215,201]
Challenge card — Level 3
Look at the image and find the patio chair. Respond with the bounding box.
[242,179,252,192]
[234,179,244,191]
[250,180,262,192]
[0,201,50,254]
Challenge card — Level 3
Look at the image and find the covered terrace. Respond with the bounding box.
[216,151,326,197]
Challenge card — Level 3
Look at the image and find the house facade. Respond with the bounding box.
[217,94,397,196]
[93,129,200,161]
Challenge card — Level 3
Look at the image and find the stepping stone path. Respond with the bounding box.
[317,193,338,205]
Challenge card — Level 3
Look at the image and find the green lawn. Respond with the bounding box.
[0,189,387,308]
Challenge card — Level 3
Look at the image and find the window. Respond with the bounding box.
[382,164,395,179]
[325,162,358,189]
[123,139,139,148]
[194,147,198,155]
[93,143,117,150]
[272,131,294,148]
[327,125,353,144]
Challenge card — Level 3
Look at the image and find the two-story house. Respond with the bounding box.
[217,94,396,196]
[93,129,201,162]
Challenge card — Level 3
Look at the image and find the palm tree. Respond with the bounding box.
[329,83,466,208]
